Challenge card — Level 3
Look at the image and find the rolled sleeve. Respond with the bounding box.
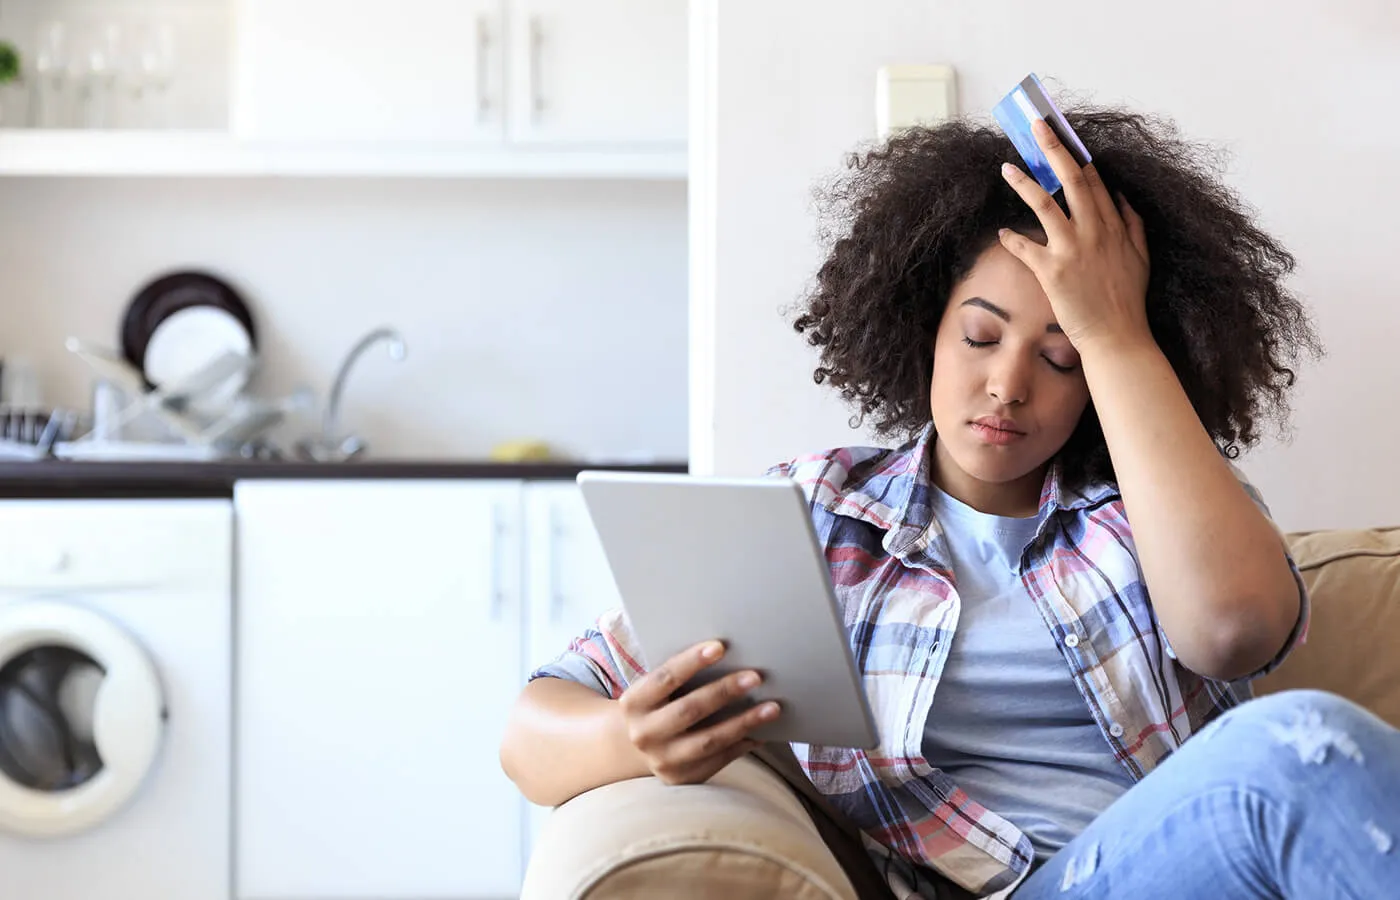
[529,648,613,698]
[527,606,650,700]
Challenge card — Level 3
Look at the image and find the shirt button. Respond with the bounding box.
[1064,633,1081,649]
[1109,723,1125,738]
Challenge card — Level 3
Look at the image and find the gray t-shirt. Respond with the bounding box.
[922,486,1134,861]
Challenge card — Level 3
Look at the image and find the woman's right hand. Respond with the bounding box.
[617,640,781,785]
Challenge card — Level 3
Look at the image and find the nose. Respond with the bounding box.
[986,352,1031,406]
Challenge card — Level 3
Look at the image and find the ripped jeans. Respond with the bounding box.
[1011,690,1399,900]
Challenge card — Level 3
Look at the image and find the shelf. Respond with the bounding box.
[0,129,688,179]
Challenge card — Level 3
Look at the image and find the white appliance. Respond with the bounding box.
[0,499,232,900]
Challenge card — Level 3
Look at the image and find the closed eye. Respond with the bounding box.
[962,337,1079,374]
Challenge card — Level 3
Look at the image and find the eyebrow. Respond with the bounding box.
[960,297,1063,335]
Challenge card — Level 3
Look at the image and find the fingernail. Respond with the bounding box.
[998,227,1011,239]
[1031,118,1051,137]
[701,641,723,661]
[738,671,761,689]
[758,702,780,720]
[1001,162,1017,179]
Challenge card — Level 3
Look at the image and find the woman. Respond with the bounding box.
[501,107,1400,898]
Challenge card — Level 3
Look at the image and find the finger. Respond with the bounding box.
[1081,164,1120,228]
[665,700,781,770]
[1117,193,1150,261]
[660,737,763,787]
[654,668,765,737]
[1029,118,1098,229]
[1001,162,1072,244]
[997,226,1049,271]
[623,640,725,712]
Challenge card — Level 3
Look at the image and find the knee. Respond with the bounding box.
[1212,689,1386,768]
[1228,689,1373,733]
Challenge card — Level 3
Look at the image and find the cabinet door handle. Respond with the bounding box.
[490,503,506,621]
[548,504,565,623]
[475,14,493,122]
[528,15,545,120]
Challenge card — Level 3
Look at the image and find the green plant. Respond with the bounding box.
[0,41,21,85]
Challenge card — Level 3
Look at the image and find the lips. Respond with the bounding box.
[972,416,1025,434]
[969,416,1027,446]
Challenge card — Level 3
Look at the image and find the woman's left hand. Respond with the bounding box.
[998,118,1152,355]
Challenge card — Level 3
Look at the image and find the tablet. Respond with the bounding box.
[575,470,880,750]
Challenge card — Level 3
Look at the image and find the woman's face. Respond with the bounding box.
[929,240,1091,516]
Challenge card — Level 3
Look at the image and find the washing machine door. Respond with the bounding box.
[0,600,165,838]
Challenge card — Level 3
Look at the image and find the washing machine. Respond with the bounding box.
[0,498,232,900]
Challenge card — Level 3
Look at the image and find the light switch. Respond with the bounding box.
[876,65,958,140]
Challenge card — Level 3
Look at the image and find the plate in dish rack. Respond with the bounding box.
[120,270,258,410]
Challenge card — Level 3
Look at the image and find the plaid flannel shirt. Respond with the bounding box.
[530,423,1310,897]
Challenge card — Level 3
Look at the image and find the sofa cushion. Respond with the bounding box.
[520,756,857,900]
[592,850,851,899]
[1254,528,1400,728]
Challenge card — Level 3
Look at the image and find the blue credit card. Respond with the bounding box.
[992,73,1091,194]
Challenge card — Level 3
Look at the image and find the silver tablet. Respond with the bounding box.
[576,470,880,750]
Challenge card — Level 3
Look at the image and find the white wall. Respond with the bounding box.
[0,177,688,461]
[690,0,1400,531]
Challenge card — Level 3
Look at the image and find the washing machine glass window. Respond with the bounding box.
[0,601,166,838]
[0,645,106,792]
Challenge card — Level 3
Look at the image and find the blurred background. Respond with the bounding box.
[0,3,1394,899]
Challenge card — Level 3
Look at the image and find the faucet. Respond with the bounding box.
[296,327,407,462]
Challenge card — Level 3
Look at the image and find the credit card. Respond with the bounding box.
[992,73,1091,194]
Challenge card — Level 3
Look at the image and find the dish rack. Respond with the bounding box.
[49,337,310,461]
[0,407,86,461]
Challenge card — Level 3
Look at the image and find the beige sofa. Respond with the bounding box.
[521,527,1400,899]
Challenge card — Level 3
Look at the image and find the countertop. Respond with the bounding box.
[0,458,689,499]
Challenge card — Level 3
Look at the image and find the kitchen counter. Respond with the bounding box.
[0,458,690,499]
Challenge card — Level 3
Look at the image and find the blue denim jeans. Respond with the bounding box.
[1010,690,1399,899]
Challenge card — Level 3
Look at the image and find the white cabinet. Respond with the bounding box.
[231,0,506,144]
[0,0,687,176]
[506,0,688,147]
[234,477,629,898]
[232,0,686,149]
[521,482,623,857]
[234,480,525,899]
[523,481,622,674]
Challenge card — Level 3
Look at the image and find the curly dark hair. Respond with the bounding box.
[793,107,1323,487]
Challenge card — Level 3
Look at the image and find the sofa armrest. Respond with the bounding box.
[521,756,858,900]
[1266,528,1400,729]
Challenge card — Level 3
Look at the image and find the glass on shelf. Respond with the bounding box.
[20,17,179,130]
[72,21,124,129]
[29,21,69,128]
[131,20,177,129]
